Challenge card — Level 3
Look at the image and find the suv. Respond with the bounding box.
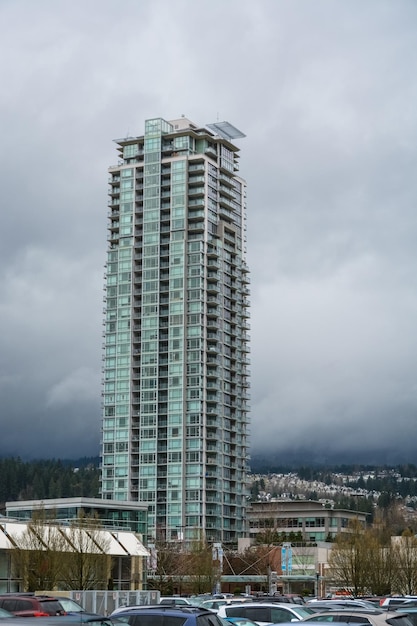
[0,594,65,617]
[306,600,381,611]
[303,609,414,626]
[381,600,417,611]
[110,605,227,626]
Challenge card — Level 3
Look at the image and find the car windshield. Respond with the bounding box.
[290,607,315,618]
[387,617,416,626]
[57,599,85,612]
[40,600,67,616]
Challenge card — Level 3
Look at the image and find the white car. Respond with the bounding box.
[159,597,192,606]
[200,598,253,612]
[217,602,314,625]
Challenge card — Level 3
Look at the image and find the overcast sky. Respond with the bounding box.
[1,0,416,463]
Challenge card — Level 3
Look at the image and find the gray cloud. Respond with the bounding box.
[0,0,416,461]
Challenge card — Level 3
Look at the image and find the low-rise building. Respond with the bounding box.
[3,498,149,592]
[239,499,368,596]
[247,499,367,542]
[6,497,147,536]
[0,518,149,592]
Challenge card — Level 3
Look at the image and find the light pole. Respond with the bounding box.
[315,571,320,598]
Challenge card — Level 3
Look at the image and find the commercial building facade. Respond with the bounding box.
[247,499,367,542]
[0,518,149,592]
[6,497,148,535]
[101,117,250,545]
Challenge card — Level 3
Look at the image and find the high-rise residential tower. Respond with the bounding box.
[101,117,250,546]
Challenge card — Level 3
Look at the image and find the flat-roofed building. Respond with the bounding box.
[6,497,147,536]
[248,499,367,542]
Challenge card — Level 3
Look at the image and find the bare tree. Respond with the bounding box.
[361,528,393,596]
[58,511,111,590]
[9,508,66,591]
[147,540,185,595]
[328,518,369,596]
[146,534,217,595]
[392,530,417,595]
[187,535,216,594]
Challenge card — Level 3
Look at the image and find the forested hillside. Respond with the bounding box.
[0,457,100,510]
[2,457,417,519]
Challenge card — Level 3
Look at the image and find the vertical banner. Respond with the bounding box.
[281,542,292,573]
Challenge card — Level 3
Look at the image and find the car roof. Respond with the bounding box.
[305,610,391,616]
[303,610,411,620]
[308,604,382,612]
[160,598,191,602]
[268,623,351,626]
[221,603,305,609]
[112,606,215,615]
[0,595,59,600]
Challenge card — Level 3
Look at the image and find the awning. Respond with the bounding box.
[0,521,148,557]
[111,531,149,556]
[0,522,28,548]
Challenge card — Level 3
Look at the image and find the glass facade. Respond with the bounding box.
[6,500,147,535]
[101,117,250,546]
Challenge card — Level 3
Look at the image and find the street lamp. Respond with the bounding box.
[315,571,320,598]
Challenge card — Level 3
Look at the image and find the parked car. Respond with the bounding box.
[112,598,192,616]
[284,596,306,606]
[0,595,66,618]
[160,597,193,606]
[252,597,298,605]
[395,607,417,626]
[0,618,117,626]
[303,609,414,626]
[252,596,305,606]
[200,598,253,612]
[306,601,381,612]
[110,605,228,626]
[217,602,314,624]
[380,601,417,611]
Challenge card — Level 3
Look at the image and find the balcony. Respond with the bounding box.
[206,282,220,294]
[219,185,235,200]
[188,186,205,197]
[161,142,174,153]
[205,146,217,158]
[188,198,204,208]
[188,221,205,232]
[188,175,205,186]
[188,161,205,172]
